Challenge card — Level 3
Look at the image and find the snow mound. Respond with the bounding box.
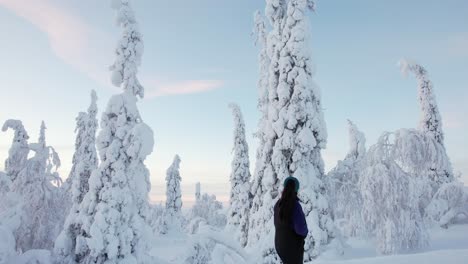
[9,250,52,264]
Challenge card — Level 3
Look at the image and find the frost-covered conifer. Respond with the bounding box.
[360,131,429,254]
[268,0,334,260]
[249,1,335,261]
[63,90,98,203]
[73,1,155,263]
[12,121,62,251]
[2,120,29,183]
[328,120,366,236]
[54,90,98,264]
[399,60,443,144]
[166,155,182,215]
[227,103,251,247]
[252,10,270,147]
[247,1,286,259]
[399,59,453,186]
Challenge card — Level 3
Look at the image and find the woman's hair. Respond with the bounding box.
[279,179,297,222]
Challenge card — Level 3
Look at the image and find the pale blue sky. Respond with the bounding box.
[0,0,467,205]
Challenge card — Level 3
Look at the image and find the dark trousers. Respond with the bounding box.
[275,228,304,264]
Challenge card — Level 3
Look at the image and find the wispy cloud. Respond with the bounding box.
[0,0,111,87]
[0,0,223,97]
[144,79,224,98]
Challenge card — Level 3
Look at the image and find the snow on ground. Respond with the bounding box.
[151,228,189,263]
[314,249,468,264]
[151,224,468,263]
[315,224,468,264]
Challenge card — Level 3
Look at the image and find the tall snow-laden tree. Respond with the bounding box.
[12,121,62,251]
[2,120,30,183]
[54,90,99,264]
[73,1,155,263]
[166,155,182,215]
[247,1,286,260]
[227,103,251,247]
[269,0,334,260]
[399,59,454,186]
[328,120,366,237]
[360,131,429,254]
[252,10,270,151]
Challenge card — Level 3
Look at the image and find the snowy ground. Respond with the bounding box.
[316,224,468,264]
[151,224,468,263]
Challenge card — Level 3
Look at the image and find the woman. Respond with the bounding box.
[274,177,308,264]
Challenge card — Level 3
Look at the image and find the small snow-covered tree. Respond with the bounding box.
[188,193,227,234]
[148,203,165,236]
[328,120,366,237]
[12,121,62,251]
[360,131,429,254]
[159,155,183,235]
[183,225,249,264]
[399,59,454,187]
[54,90,98,264]
[2,120,29,183]
[166,154,182,215]
[74,1,155,263]
[426,181,468,227]
[227,103,251,247]
[62,90,98,205]
[195,182,201,202]
[388,128,453,216]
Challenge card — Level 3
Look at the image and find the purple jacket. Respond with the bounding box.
[292,200,308,238]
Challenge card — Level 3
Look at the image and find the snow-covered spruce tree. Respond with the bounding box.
[327,120,366,237]
[54,90,98,264]
[247,1,286,260]
[159,155,183,235]
[267,0,335,260]
[73,1,155,263]
[12,121,62,251]
[227,103,251,247]
[61,90,98,206]
[360,131,429,254]
[252,10,269,154]
[399,59,454,187]
[2,120,30,183]
[166,154,183,215]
